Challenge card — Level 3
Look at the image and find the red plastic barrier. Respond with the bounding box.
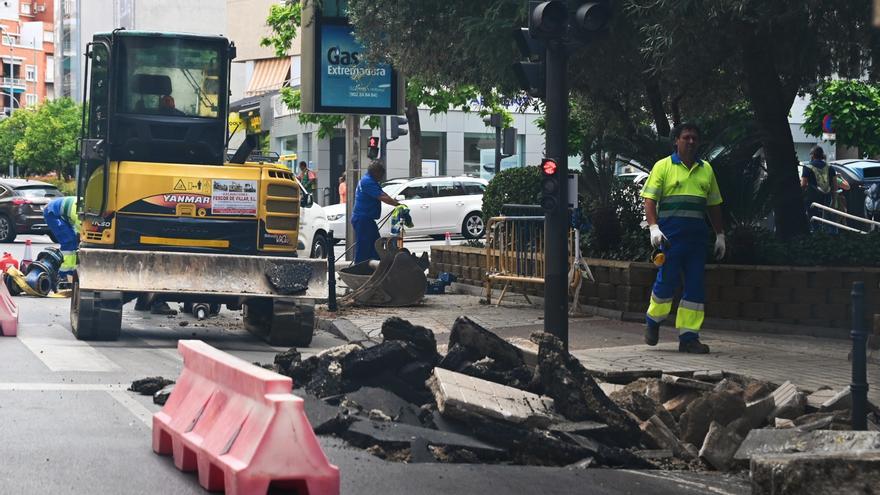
[0,275,18,336]
[152,340,340,495]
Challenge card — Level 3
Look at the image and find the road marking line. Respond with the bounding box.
[621,470,740,495]
[19,336,122,372]
[0,382,128,391]
[108,390,155,428]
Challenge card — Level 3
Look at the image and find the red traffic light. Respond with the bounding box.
[369,136,380,148]
[542,158,558,175]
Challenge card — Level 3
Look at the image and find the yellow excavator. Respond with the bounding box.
[71,29,327,346]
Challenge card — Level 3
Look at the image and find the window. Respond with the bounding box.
[429,179,460,197]
[463,181,486,195]
[421,132,446,176]
[401,182,432,200]
[463,133,496,176]
[25,94,36,106]
[21,3,31,14]
[283,136,297,153]
[118,37,225,118]
[25,65,36,82]
[2,35,11,45]
[44,31,53,43]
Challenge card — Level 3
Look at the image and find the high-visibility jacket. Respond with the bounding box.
[640,153,722,239]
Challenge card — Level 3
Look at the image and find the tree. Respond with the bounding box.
[803,80,880,157]
[0,108,34,175]
[14,98,82,178]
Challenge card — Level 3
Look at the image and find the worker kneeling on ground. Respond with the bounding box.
[43,196,80,285]
[351,160,401,263]
[641,123,725,354]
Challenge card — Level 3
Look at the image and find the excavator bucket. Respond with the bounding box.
[346,237,427,307]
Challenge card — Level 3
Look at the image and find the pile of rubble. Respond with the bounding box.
[264,316,880,476]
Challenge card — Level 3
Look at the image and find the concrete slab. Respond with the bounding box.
[734,429,880,465]
[750,451,880,495]
[427,368,556,428]
[767,381,806,420]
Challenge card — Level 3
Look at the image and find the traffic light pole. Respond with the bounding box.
[544,40,569,349]
[494,124,502,175]
[380,116,388,168]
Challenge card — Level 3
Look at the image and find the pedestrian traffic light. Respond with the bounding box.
[368,136,380,160]
[390,116,408,140]
[540,158,559,211]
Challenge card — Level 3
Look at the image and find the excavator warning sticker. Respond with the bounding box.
[172,178,210,194]
[212,180,258,216]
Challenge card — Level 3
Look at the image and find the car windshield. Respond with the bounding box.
[15,186,61,198]
[383,182,406,196]
[117,36,224,118]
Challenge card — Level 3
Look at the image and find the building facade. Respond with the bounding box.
[54,0,228,103]
[0,0,54,114]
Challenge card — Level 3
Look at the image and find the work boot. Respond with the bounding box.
[644,319,660,346]
[150,300,177,316]
[678,340,710,354]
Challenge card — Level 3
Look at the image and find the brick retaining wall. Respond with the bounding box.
[430,245,879,331]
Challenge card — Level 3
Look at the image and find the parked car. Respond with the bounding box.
[324,176,488,241]
[291,175,331,259]
[617,172,648,187]
[829,160,880,218]
[0,179,63,243]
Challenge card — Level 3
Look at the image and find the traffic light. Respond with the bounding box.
[571,1,611,42]
[390,116,408,140]
[502,127,517,157]
[529,1,568,40]
[367,136,380,160]
[540,158,559,211]
[483,113,503,128]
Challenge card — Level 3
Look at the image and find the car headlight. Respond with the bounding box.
[327,213,345,221]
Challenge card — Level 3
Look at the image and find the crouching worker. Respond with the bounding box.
[43,196,80,287]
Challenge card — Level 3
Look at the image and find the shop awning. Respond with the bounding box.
[245,57,291,96]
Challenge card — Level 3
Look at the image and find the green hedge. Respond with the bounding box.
[481,166,541,220]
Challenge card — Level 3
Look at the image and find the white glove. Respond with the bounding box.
[714,233,726,260]
[649,224,667,248]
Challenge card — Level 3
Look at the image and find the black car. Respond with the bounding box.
[0,179,63,242]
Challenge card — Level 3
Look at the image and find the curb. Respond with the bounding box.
[316,316,374,345]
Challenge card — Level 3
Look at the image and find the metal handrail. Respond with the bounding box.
[810,202,880,229]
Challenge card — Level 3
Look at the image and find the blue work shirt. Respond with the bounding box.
[351,174,383,222]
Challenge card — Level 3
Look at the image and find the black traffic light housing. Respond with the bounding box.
[390,116,408,141]
[540,158,560,211]
[502,127,517,157]
[367,136,380,160]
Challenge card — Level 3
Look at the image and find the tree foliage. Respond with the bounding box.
[803,80,880,157]
[0,98,82,178]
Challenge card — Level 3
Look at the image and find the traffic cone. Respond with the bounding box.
[19,239,32,272]
[444,232,451,246]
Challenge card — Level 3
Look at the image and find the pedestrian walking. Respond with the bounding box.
[351,160,400,263]
[298,161,317,197]
[801,146,835,229]
[641,123,725,354]
[338,175,347,204]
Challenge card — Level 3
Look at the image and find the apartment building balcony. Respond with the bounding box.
[1,78,26,90]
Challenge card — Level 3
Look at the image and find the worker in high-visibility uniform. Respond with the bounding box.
[43,196,81,280]
[641,123,725,354]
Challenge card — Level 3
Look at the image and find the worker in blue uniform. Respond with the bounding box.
[43,196,80,281]
[641,123,725,354]
[351,160,401,263]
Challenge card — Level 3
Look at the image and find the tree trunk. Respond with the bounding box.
[741,32,808,238]
[645,79,670,139]
[405,100,422,177]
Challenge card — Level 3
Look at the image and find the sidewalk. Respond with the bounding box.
[325,293,880,403]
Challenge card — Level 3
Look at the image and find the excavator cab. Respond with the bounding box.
[72,30,327,345]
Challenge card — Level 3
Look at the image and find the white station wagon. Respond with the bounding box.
[325,176,488,241]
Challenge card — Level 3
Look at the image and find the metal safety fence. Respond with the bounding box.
[484,216,578,305]
[809,202,880,234]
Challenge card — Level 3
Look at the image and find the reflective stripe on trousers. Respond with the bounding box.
[645,234,706,336]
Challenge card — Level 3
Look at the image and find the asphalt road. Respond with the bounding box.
[0,235,749,494]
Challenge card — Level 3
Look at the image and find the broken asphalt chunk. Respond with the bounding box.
[733,429,880,467]
[380,317,439,359]
[678,389,746,446]
[449,316,525,369]
[343,419,505,459]
[767,381,807,421]
[531,332,642,446]
[342,340,423,380]
[750,452,880,495]
[153,384,174,406]
[129,376,175,396]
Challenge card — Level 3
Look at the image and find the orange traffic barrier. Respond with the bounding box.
[152,340,340,495]
[0,275,18,336]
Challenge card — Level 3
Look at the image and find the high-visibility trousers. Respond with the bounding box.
[646,236,706,341]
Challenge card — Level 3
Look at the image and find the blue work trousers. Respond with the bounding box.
[646,235,706,342]
[352,215,380,263]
